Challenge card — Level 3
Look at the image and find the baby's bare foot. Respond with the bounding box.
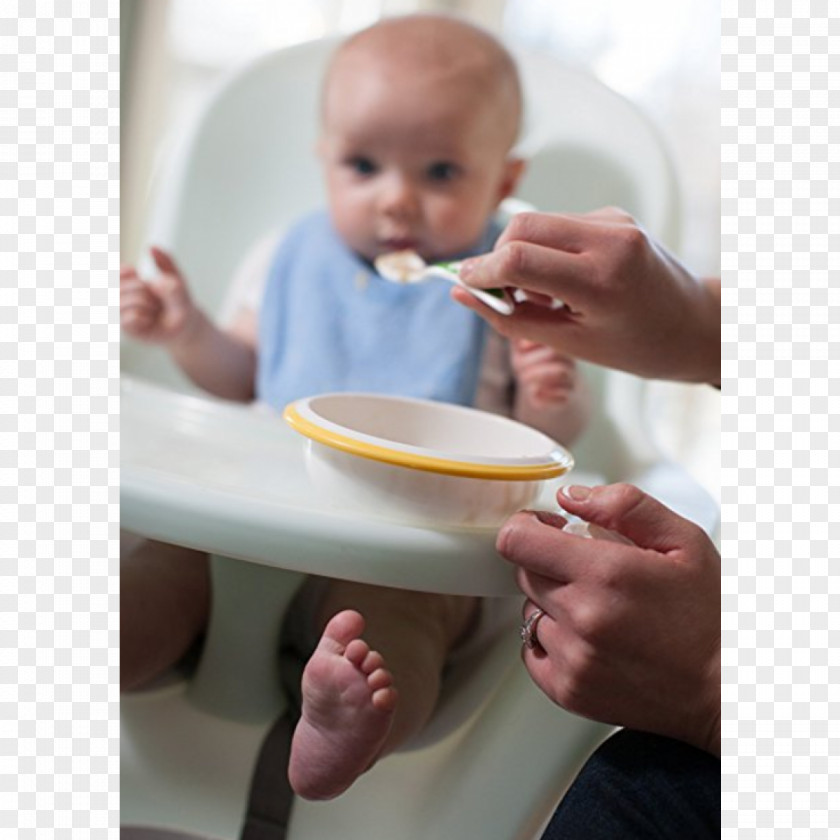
[288,609,397,800]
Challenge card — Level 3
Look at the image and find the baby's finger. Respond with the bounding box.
[120,284,158,311]
[120,303,157,328]
[121,307,157,335]
[122,306,154,325]
[149,246,183,279]
[519,362,575,390]
[536,383,573,399]
[516,344,566,365]
[119,272,146,294]
[514,342,576,367]
[530,389,570,409]
[149,250,191,303]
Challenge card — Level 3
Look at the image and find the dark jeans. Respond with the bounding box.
[541,729,720,839]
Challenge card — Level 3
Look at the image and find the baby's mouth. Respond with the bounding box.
[380,237,419,253]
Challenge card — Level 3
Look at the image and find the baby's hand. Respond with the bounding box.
[120,247,199,345]
[511,339,578,409]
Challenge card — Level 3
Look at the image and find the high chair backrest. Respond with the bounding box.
[513,49,680,247]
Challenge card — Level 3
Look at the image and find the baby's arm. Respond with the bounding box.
[509,339,592,446]
[120,246,257,401]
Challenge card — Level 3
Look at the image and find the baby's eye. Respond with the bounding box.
[426,162,460,182]
[345,156,378,176]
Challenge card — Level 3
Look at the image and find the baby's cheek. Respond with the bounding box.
[429,205,487,254]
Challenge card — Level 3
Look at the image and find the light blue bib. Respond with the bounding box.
[256,211,499,411]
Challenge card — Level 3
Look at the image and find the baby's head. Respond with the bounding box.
[318,15,525,264]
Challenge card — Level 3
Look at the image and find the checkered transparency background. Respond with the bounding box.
[722,0,839,838]
[1,1,119,838]
[0,0,834,837]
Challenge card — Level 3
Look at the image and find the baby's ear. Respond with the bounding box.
[497,157,527,202]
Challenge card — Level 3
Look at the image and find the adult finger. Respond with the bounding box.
[519,613,582,707]
[496,509,612,582]
[521,633,608,725]
[556,483,696,553]
[450,286,583,350]
[459,240,594,306]
[519,595,585,669]
[520,597,547,626]
[519,597,556,657]
[496,211,607,254]
[515,567,568,613]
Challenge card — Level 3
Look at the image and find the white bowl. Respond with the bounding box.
[283,393,573,528]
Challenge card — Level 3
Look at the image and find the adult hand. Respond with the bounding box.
[120,247,203,347]
[454,208,720,385]
[499,483,721,756]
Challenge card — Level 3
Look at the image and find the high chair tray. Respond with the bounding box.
[122,377,585,597]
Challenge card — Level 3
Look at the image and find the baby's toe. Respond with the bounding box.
[360,649,385,675]
[320,610,365,652]
[371,685,398,713]
[367,666,393,693]
[344,638,370,667]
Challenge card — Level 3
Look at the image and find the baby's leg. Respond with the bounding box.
[121,537,211,691]
[288,581,478,799]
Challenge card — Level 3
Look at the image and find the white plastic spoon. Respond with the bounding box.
[374,250,515,315]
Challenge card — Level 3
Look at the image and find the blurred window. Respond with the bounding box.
[503,0,719,275]
[167,0,383,66]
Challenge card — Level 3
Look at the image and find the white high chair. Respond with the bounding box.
[121,36,719,840]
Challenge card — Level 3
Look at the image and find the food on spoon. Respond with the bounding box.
[374,250,427,283]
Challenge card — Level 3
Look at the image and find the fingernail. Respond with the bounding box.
[532,509,567,528]
[559,485,591,502]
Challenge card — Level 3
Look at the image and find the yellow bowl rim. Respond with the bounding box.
[283,398,573,481]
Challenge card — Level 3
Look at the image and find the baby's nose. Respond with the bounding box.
[378,173,420,219]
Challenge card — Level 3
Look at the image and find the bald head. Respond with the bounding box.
[322,15,522,150]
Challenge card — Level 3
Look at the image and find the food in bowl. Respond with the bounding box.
[283,393,573,528]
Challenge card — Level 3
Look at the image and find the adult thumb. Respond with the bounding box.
[556,483,693,553]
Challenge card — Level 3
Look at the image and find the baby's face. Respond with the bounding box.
[319,58,522,264]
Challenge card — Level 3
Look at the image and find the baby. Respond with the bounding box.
[120,14,591,800]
